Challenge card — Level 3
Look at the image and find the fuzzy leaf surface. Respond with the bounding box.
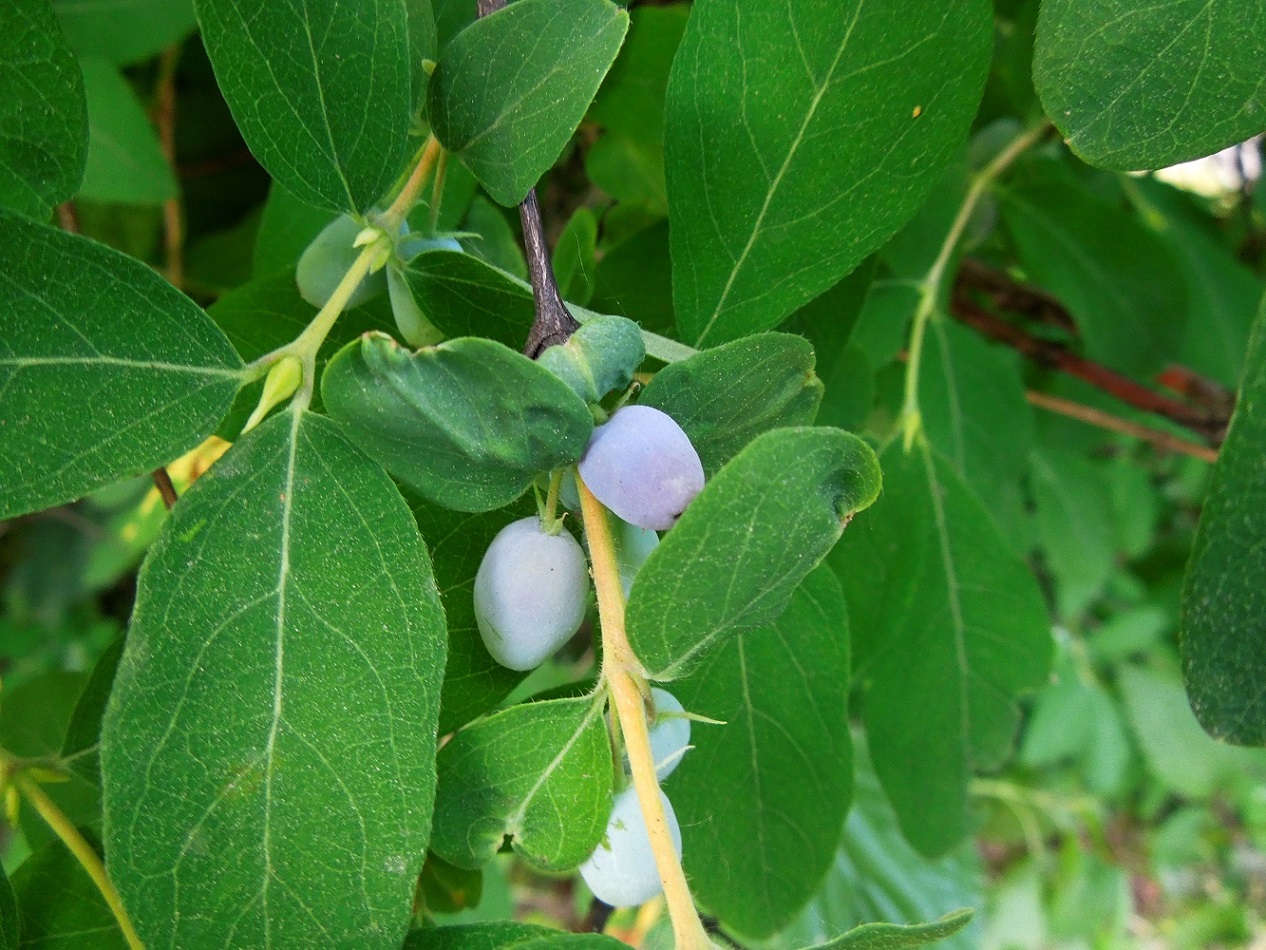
[665,0,991,345]
[0,210,242,519]
[0,0,86,219]
[1034,0,1266,170]
[626,427,880,680]
[194,0,411,212]
[639,333,824,477]
[403,249,535,348]
[101,411,446,950]
[671,566,852,938]
[1182,295,1266,745]
[322,333,593,512]
[427,0,629,206]
[430,697,612,872]
[831,443,1050,856]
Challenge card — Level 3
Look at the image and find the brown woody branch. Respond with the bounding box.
[949,296,1228,444]
[1025,390,1218,464]
[955,259,1236,422]
[477,0,580,358]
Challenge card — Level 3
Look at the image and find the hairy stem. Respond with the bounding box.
[9,769,145,949]
[900,121,1051,447]
[577,478,713,950]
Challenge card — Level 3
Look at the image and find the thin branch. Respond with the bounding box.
[9,770,145,949]
[152,467,178,510]
[956,258,1076,333]
[152,44,184,288]
[56,201,80,233]
[476,0,580,358]
[519,190,581,357]
[950,296,1228,443]
[1025,390,1219,464]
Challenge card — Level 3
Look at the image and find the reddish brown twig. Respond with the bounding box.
[1025,390,1218,463]
[956,259,1076,333]
[152,44,184,288]
[950,297,1228,443]
[152,468,178,510]
[56,202,80,233]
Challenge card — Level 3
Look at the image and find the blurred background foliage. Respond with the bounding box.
[2,0,1265,946]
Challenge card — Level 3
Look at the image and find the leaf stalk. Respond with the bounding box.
[900,121,1051,448]
[578,477,714,950]
[4,764,146,950]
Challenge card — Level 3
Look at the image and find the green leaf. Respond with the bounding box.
[427,0,629,207]
[9,837,125,950]
[0,211,243,519]
[0,0,87,219]
[403,249,536,348]
[62,636,126,785]
[999,181,1186,376]
[1030,448,1116,619]
[252,183,335,277]
[537,315,645,404]
[831,442,1051,856]
[665,0,991,345]
[406,492,534,735]
[1119,664,1264,797]
[552,207,598,306]
[430,696,612,872]
[0,862,14,950]
[639,333,824,478]
[584,4,688,212]
[1033,0,1266,170]
[406,924,629,950]
[408,0,437,108]
[768,744,981,950]
[814,909,975,950]
[194,0,412,213]
[77,58,176,204]
[588,219,675,334]
[920,320,1032,550]
[1182,296,1266,745]
[671,566,852,938]
[626,427,880,679]
[404,922,558,950]
[462,197,527,280]
[0,669,103,856]
[1021,654,1131,796]
[1132,179,1265,388]
[101,410,447,949]
[322,333,593,512]
[52,0,196,65]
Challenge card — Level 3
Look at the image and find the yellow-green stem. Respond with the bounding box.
[383,136,443,230]
[899,122,1051,448]
[287,244,380,412]
[10,770,145,950]
[577,478,713,950]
